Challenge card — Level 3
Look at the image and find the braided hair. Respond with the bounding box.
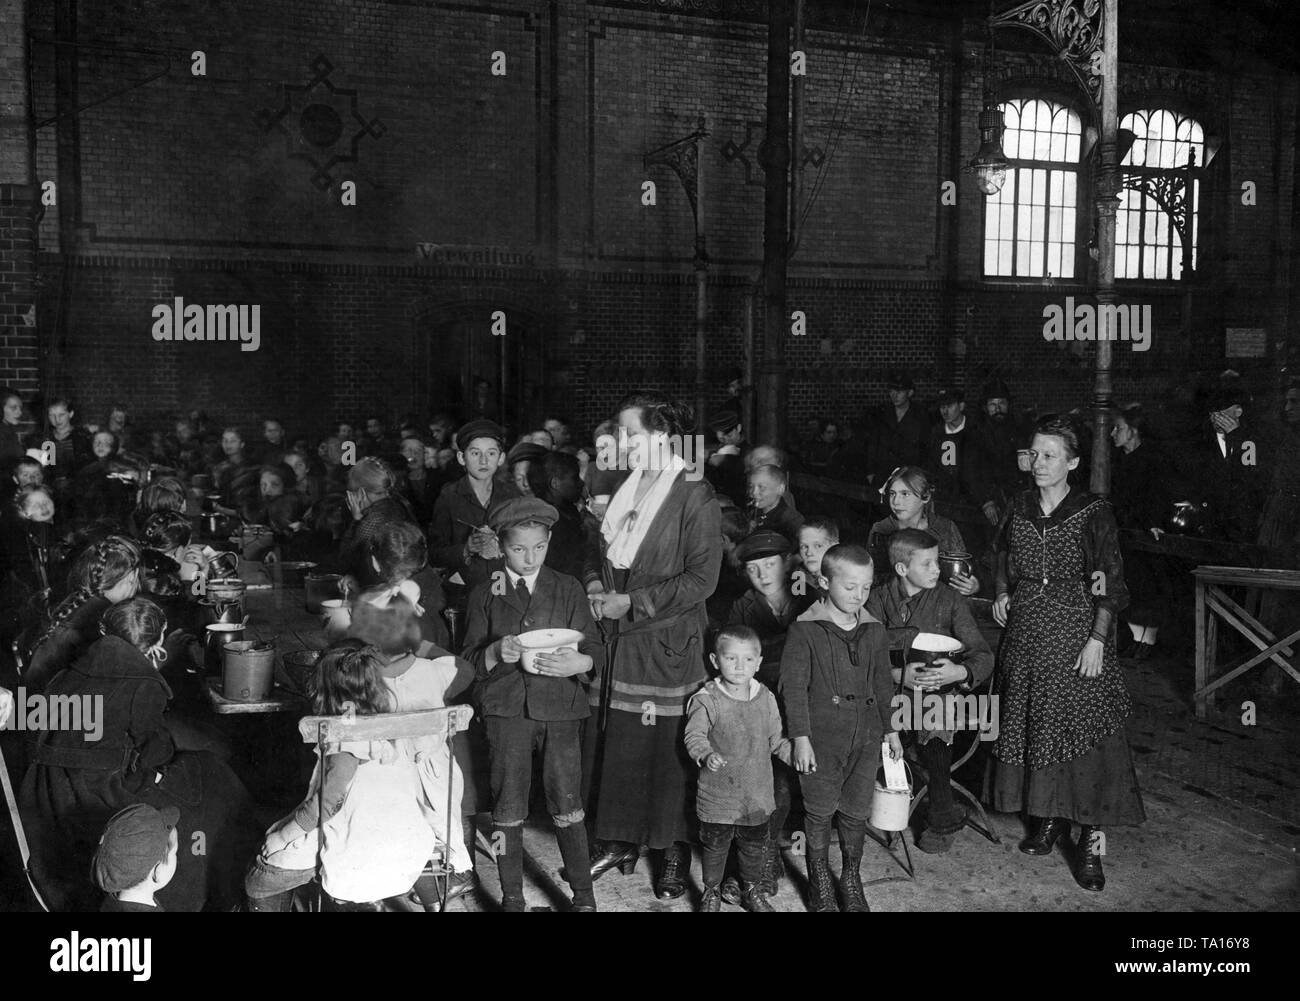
[36,535,142,651]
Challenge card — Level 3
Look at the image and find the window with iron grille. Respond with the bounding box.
[983,98,1083,279]
[1117,109,1203,280]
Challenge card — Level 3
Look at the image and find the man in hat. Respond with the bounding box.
[461,496,605,912]
[929,387,997,535]
[93,804,180,911]
[428,419,522,587]
[973,378,1030,513]
[868,371,930,486]
[705,411,748,508]
[1174,373,1267,543]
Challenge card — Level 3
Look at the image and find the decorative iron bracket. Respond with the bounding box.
[644,124,709,225]
[989,0,1104,107]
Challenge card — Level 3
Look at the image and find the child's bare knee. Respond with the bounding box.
[493,817,526,828]
[552,809,585,828]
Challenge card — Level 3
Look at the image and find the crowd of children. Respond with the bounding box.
[7,371,1258,913]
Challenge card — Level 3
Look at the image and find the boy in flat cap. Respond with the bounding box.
[428,420,521,588]
[461,497,605,911]
[93,804,180,912]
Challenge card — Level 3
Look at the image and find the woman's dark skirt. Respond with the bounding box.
[590,707,696,850]
[993,728,1145,826]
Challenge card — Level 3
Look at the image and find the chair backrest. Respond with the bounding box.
[296,705,474,745]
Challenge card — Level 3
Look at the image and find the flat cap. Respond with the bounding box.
[506,441,550,466]
[455,419,506,452]
[734,529,792,563]
[488,497,559,533]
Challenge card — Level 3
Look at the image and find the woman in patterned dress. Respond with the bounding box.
[991,415,1144,892]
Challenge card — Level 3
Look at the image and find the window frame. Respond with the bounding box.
[1115,107,1206,284]
[980,95,1089,284]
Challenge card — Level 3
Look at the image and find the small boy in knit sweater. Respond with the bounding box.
[685,625,792,912]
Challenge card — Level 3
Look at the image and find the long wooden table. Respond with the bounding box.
[1193,565,1300,718]
[203,579,326,715]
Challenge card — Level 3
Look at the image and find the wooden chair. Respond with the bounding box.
[296,704,474,912]
[0,732,51,911]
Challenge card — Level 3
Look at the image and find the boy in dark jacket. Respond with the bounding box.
[461,497,605,912]
[865,529,993,854]
[780,543,902,912]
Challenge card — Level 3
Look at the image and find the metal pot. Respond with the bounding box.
[204,622,246,674]
[938,551,973,582]
[200,598,245,628]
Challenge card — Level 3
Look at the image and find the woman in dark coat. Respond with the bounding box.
[584,392,722,898]
[991,415,1144,892]
[21,596,255,912]
[1108,404,1177,659]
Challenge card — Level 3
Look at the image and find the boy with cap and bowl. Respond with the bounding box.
[93,804,180,912]
[461,497,605,912]
[428,419,521,589]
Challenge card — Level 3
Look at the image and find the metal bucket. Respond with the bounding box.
[869,760,913,832]
[223,641,276,702]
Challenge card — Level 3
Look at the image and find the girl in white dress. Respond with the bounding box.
[245,641,436,910]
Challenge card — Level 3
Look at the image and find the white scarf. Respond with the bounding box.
[601,453,685,570]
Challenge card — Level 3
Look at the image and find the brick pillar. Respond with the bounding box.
[0,0,40,398]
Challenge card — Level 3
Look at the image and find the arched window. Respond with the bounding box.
[983,98,1083,279]
[1117,109,1203,280]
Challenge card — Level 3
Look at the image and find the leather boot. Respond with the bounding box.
[655,842,689,899]
[804,824,838,913]
[493,824,526,912]
[762,840,784,897]
[1074,825,1106,892]
[741,881,775,912]
[719,873,742,905]
[699,885,723,912]
[1019,815,1070,856]
[836,815,870,913]
[555,823,597,911]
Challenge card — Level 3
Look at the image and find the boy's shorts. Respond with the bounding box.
[798,733,881,821]
[486,716,584,825]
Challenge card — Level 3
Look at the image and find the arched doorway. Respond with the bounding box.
[414,301,548,436]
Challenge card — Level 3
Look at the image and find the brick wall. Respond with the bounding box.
[7,0,1294,442]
